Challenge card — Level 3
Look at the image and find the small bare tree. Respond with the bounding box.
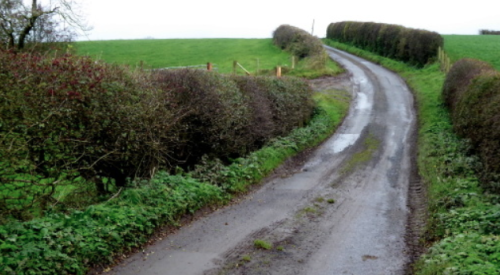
[0,0,88,51]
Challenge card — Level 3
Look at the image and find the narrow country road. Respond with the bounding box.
[109,46,418,275]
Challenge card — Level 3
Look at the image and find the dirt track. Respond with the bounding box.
[109,47,421,275]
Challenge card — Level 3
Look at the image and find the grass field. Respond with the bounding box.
[75,38,342,76]
[76,38,294,74]
[443,35,500,70]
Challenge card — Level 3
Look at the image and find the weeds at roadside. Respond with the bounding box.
[241,255,252,262]
[254,239,273,250]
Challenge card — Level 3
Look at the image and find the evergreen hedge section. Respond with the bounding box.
[443,58,500,192]
[326,21,443,67]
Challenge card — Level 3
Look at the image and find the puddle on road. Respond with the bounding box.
[330,134,359,153]
[302,133,360,170]
[355,92,370,110]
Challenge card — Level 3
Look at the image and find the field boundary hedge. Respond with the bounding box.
[272,24,325,60]
[0,90,350,275]
[326,21,443,67]
[442,58,500,192]
[0,50,314,220]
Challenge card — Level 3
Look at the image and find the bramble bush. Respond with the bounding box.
[326,21,443,67]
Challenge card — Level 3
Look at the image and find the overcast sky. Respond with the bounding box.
[77,0,498,41]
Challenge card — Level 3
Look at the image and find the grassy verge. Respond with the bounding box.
[324,39,500,274]
[286,57,343,79]
[0,89,349,274]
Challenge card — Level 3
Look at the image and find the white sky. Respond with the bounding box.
[74,0,498,40]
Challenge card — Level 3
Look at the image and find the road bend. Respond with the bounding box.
[110,46,417,275]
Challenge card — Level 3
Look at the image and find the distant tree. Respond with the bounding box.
[479,29,500,35]
[0,0,88,51]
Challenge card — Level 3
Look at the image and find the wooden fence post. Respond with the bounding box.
[276,66,282,78]
[207,62,212,71]
[233,61,237,75]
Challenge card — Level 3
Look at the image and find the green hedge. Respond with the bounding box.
[272,24,325,59]
[443,59,500,192]
[442,58,494,110]
[0,50,314,219]
[326,21,443,67]
[0,91,349,275]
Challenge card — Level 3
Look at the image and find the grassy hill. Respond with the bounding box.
[443,35,500,70]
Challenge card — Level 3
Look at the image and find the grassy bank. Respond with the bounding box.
[75,38,342,76]
[324,40,500,274]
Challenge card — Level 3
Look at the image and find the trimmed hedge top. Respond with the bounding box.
[326,21,443,67]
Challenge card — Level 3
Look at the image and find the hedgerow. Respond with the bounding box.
[442,58,494,110]
[0,50,314,220]
[326,21,443,67]
[443,58,500,193]
[0,90,349,275]
[272,24,324,60]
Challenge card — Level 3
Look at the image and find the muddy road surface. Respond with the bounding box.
[110,46,418,275]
